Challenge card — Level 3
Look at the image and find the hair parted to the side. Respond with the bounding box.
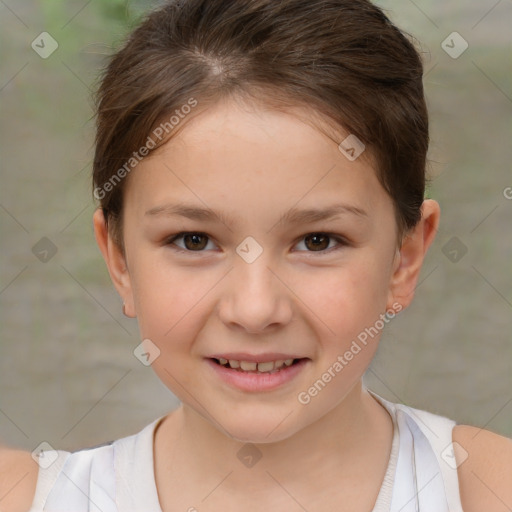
[93,0,429,250]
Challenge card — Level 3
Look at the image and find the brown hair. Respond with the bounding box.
[93,0,429,249]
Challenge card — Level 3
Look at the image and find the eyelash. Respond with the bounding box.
[164,231,350,256]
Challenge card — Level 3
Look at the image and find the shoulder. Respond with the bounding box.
[0,447,39,512]
[453,424,512,512]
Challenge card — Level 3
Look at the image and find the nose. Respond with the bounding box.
[217,255,293,334]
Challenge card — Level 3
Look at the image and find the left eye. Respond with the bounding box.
[293,233,345,253]
[165,232,346,253]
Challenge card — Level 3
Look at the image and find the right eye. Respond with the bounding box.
[165,232,218,252]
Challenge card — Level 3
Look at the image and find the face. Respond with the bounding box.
[105,97,406,443]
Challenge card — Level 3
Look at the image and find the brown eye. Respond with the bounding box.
[182,233,208,250]
[293,233,347,254]
[167,232,213,251]
[304,233,330,251]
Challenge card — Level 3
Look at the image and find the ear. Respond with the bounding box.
[92,208,136,317]
[387,199,440,310]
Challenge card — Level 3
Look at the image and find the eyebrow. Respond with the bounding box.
[144,202,368,227]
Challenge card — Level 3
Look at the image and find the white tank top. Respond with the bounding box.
[28,391,464,511]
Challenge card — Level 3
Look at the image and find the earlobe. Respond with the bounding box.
[92,208,136,317]
[387,199,440,310]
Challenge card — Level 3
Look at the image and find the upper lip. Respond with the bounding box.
[208,353,306,363]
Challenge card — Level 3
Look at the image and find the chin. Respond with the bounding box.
[215,409,306,445]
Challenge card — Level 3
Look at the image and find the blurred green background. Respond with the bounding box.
[0,0,511,451]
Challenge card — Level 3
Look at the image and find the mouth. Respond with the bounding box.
[206,355,310,392]
[211,357,304,374]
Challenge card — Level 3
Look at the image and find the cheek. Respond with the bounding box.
[294,257,391,340]
[133,265,209,342]
[131,263,213,398]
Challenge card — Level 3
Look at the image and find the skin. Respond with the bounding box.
[1,97,511,511]
[97,96,427,509]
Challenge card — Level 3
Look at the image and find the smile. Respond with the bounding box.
[207,356,309,392]
[213,357,296,373]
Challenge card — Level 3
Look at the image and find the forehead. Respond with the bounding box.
[124,98,392,224]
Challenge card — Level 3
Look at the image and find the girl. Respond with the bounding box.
[2,1,511,511]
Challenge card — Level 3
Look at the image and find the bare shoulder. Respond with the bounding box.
[453,424,512,512]
[0,446,39,512]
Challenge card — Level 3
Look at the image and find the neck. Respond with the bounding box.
[154,382,393,497]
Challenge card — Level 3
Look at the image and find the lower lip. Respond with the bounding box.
[206,358,309,392]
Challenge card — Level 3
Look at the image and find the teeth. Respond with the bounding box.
[240,361,257,371]
[257,361,275,372]
[218,358,298,373]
